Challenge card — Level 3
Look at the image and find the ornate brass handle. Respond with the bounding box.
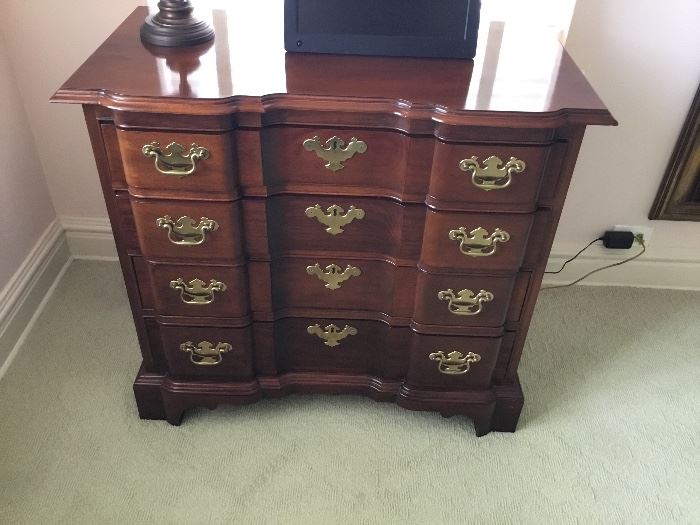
[142,141,210,177]
[180,341,232,366]
[459,155,526,191]
[448,227,510,257]
[437,288,494,316]
[302,136,367,172]
[306,263,361,290]
[156,215,219,246]
[307,324,358,347]
[429,350,481,375]
[305,204,365,235]
[169,278,226,305]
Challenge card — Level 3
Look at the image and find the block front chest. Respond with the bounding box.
[54,7,615,435]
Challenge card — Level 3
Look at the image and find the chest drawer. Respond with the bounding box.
[268,257,416,319]
[272,318,409,377]
[421,209,535,272]
[131,197,244,262]
[117,129,237,197]
[158,323,254,380]
[413,271,521,328]
[428,141,551,212]
[261,127,424,198]
[264,195,423,262]
[148,262,249,319]
[406,332,502,390]
[269,318,502,390]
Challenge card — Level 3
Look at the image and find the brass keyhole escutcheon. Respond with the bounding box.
[305,204,365,235]
[306,263,361,290]
[307,324,358,347]
[303,136,367,172]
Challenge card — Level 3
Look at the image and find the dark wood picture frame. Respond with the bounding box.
[649,84,700,220]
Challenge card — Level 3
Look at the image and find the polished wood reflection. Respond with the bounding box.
[53,7,614,125]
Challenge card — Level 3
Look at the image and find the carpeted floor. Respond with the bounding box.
[0,260,698,524]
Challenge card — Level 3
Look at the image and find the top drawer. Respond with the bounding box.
[260,127,429,200]
[261,127,552,209]
[428,141,552,212]
[117,129,238,198]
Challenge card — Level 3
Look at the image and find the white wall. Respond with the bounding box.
[0,32,56,287]
[557,0,700,261]
[1,0,144,221]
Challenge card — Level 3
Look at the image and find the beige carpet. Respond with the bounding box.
[0,260,698,524]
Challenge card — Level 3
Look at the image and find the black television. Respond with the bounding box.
[284,0,481,59]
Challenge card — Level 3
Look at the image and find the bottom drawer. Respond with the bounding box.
[406,333,502,390]
[148,317,504,390]
[158,323,254,380]
[272,318,410,378]
[271,319,502,390]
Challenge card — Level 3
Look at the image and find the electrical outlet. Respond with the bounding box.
[614,225,653,245]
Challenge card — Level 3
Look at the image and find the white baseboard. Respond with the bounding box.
[60,216,117,260]
[0,220,72,380]
[543,244,700,290]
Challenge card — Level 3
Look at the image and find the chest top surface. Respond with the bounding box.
[53,6,614,127]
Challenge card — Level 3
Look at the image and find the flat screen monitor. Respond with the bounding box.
[284,0,481,59]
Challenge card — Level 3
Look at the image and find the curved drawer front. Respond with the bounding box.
[413,271,518,328]
[269,318,502,388]
[261,127,423,198]
[117,129,237,196]
[265,195,423,262]
[269,258,415,318]
[148,262,249,318]
[159,323,254,379]
[131,197,244,262]
[421,209,534,272]
[406,332,502,389]
[428,142,551,212]
[273,318,409,377]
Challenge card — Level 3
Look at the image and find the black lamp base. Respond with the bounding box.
[140,0,214,48]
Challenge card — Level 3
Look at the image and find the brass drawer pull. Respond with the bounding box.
[156,215,219,245]
[180,341,232,366]
[306,263,361,290]
[305,204,365,235]
[438,288,494,316]
[307,324,358,347]
[448,227,510,257]
[303,136,367,172]
[429,351,481,375]
[169,278,226,305]
[459,155,526,191]
[142,141,210,177]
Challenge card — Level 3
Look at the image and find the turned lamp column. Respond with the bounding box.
[141,0,214,47]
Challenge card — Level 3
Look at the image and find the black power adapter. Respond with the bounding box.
[602,230,635,249]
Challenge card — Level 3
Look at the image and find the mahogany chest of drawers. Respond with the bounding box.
[53,7,615,435]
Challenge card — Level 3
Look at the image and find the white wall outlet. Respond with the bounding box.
[613,224,654,245]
